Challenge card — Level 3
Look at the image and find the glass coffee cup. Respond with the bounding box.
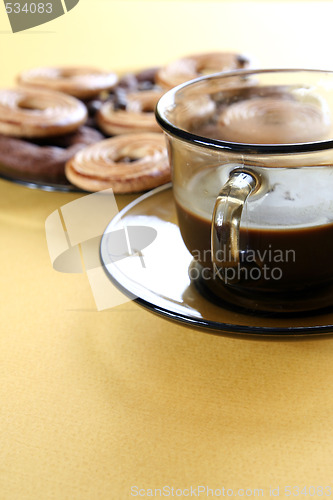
[156,69,333,313]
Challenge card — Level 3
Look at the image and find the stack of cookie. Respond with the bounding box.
[0,52,250,193]
[0,67,116,186]
[65,66,170,193]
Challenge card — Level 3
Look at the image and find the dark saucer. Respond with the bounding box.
[100,183,333,338]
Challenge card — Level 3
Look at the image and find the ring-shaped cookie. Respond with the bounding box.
[97,89,164,136]
[218,96,331,144]
[156,52,250,89]
[18,66,118,99]
[65,132,170,193]
[0,88,87,138]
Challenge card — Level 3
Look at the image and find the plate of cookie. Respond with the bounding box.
[0,52,250,192]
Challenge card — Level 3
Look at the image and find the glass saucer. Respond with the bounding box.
[100,183,333,338]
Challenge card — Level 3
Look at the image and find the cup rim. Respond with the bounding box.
[155,68,333,155]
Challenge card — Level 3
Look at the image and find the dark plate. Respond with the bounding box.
[0,171,80,192]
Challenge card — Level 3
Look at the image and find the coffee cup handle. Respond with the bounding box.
[211,170,258,283]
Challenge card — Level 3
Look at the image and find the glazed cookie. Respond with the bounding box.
[156,52,250,89]
[18,66,119,99]
[0,87,87,138]
[65,132,170,193]
[217,96,331,144]
[97,89,164,136]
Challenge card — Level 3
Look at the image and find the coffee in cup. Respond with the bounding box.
[156,69,333,313]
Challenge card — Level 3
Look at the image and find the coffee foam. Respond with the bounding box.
[175,165,333,228]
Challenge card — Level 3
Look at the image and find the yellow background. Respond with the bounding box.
[1,0,333,85]
[1,2,333,499]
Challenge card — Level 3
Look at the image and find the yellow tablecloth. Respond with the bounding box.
[1,2,333,498]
